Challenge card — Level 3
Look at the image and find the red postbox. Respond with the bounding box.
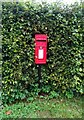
[34,34,48,64]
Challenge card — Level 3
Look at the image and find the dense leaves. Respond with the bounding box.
[2,2,83,103]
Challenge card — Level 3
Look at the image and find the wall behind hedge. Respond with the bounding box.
[2,2,83,103]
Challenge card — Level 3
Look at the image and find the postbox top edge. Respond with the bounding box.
[35,34,47,40]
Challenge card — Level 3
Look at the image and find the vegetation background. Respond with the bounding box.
[1,1,83,104]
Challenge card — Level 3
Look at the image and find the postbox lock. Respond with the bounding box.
[40,46,42,49]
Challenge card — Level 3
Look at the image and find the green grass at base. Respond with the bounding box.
[0,97,83,118]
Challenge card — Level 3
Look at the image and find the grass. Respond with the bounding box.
[0,97,83,119]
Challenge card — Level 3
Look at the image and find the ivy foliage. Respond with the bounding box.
[2,2,83,103]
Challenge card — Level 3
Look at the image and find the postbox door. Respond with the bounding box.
[35,46,46,64]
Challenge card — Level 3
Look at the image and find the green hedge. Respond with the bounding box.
[2,2,83,103]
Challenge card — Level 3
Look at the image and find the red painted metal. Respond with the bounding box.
[34,34,48,64]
